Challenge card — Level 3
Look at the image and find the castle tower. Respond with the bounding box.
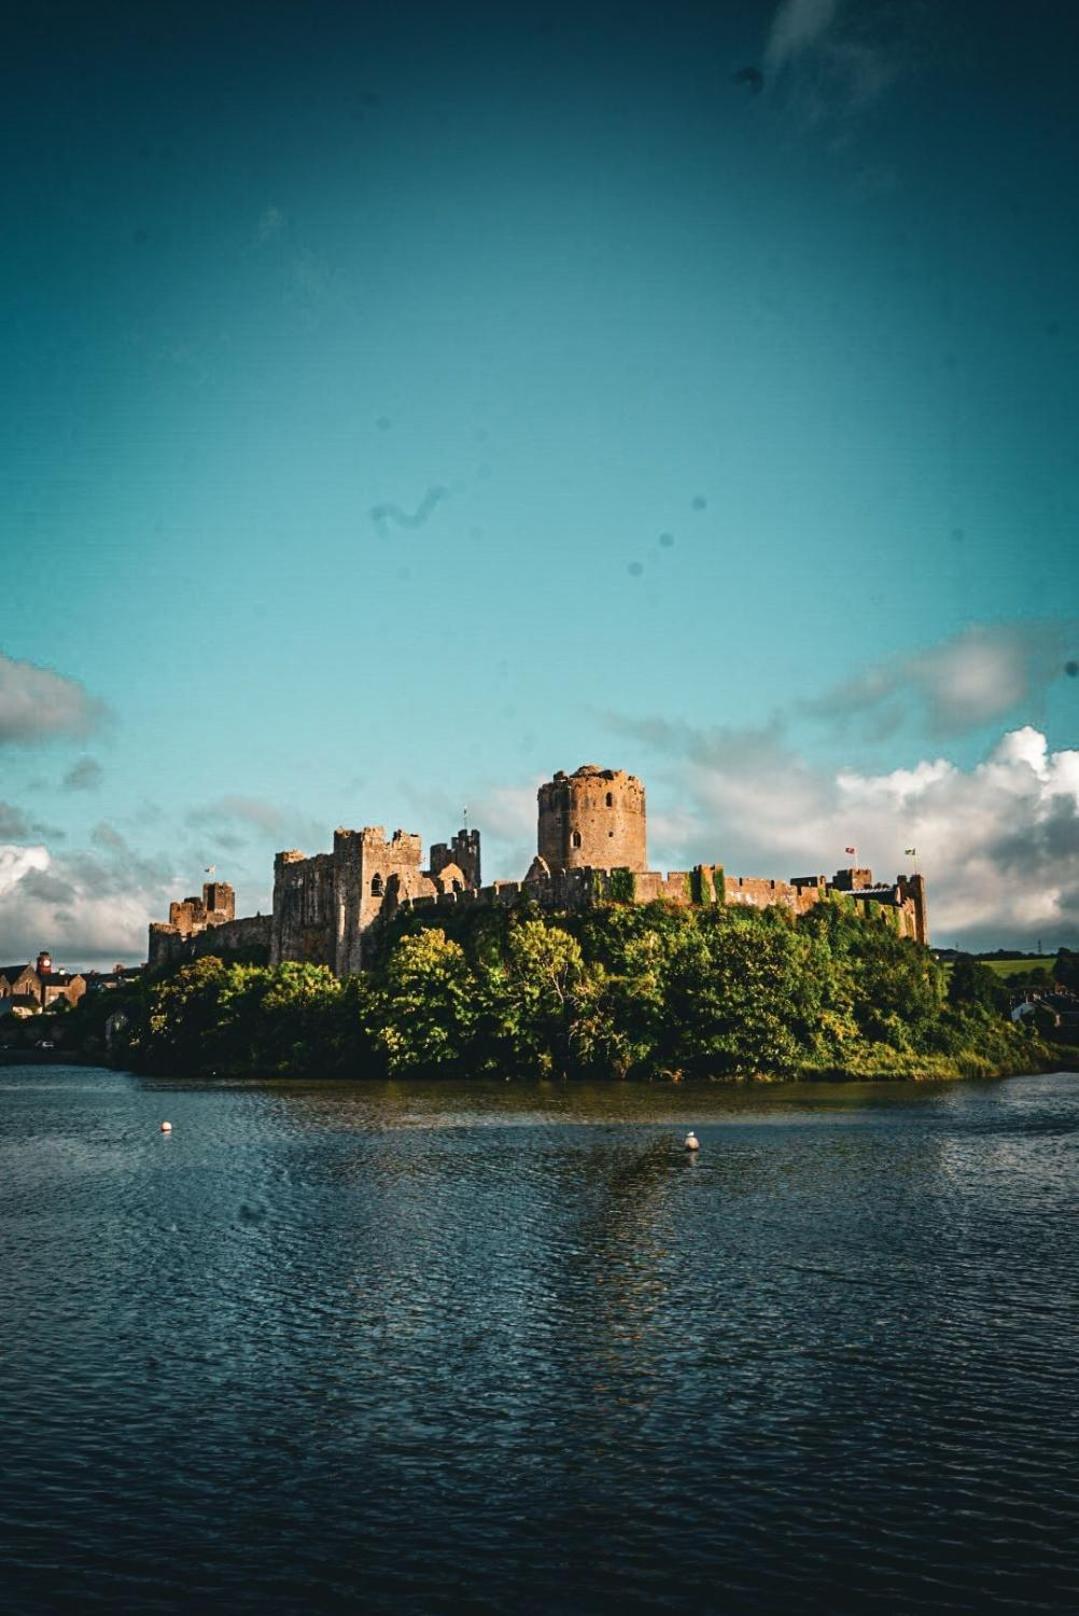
[203,881,235,923]
[429,828,481,891]
[898,871,930,946]
[333,827,428,976]
[537,765,647,873]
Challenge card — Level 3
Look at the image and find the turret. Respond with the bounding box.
[536,765,647,873]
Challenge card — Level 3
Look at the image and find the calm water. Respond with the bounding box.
[2,1066,1077,1614]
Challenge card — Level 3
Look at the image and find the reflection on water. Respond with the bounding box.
[1,1067,1077,1613]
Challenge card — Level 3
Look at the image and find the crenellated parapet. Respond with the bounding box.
[538,765,647,875]
[148,763,928,976]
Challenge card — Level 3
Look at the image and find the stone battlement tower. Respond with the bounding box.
[537,765,647,873]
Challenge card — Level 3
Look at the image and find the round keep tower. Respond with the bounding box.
[537,765,647,873]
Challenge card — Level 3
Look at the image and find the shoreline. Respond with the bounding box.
[3,1049,1075,1080]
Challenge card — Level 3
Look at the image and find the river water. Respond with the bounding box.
[1,1065,1077,1613]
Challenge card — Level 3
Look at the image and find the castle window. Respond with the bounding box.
[605,792,613,807]
[571,830,582,849]
[370,874,383,897]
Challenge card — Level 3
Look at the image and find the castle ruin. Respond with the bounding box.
[149,764,927,971]
[148,879,271,970]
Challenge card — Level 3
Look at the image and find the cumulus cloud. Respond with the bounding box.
[613,715,1079,951]
[62,755,103,792]
[0,830,179,968]
[802,620,1077,740]
[0,652,105,745]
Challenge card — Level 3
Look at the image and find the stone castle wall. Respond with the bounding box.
[148,764,929,974]
[538,766,647,874]
[167,881,236,937]
[413,858,926,944]
[265,825,477,978]
[270,851,335,969]
[149,913,271,970]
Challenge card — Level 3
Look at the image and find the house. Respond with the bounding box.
[0,953,86,1011]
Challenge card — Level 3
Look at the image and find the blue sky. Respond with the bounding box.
[2,0,1078,962]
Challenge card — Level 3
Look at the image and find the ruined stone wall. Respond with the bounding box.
[430,829,481,891]
[167,897,206,935]
[898,873,929,945]
[149,914,272,970]
[537,765,647,874]
[203,882,235,922]
[167,881,235,937]
[393,853,929,958]
[270,851,336,968]
[332,827,429,976]
[830,868,875,893]
[724,875,813,918]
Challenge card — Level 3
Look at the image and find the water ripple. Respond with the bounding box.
[1,1067,1077,1612]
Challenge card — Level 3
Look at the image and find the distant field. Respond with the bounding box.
[979,957,1056,979]
[939,956,1057,981]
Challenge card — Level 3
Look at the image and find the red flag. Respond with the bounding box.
[844,846,856,856]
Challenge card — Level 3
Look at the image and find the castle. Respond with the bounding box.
[148,764,928,971]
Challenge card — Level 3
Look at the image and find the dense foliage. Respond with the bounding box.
[103,898,1047,1081]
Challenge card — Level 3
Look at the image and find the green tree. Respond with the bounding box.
[947,955,1009,1014]
[375,929,476,1075]
[483,920,592,1076]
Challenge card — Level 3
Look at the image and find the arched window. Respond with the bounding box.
[370,874,383,897]
[605,792,613,807]
[571,830,582,849]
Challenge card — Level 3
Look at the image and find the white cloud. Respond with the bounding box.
[468,781,541,883]
[0,844,50,899]
[0,652,105,745]
[630,722,1079,951]
[0,837,180,969]
[802,620,1076,739]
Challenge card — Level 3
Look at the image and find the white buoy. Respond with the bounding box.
[160,1121,172,1133]
[684,1130,700,1152]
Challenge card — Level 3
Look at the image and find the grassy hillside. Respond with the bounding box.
[975,957,1056,982]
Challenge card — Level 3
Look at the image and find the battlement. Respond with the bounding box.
[149,766,928,976]
[149,913,270,970]
[538,763,647,874]
[165,881,235,938]
[333,825,425,854]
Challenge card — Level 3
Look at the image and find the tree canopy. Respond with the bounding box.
[102,896,1047,1083]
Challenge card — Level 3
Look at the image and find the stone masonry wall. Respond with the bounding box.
[270,852,336,968]
[167,882,235,936]
[537,765,647,874]
[146,766,928,979]
[430,829,481,891]
[334,827,429,976]
[149,913,271,970]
